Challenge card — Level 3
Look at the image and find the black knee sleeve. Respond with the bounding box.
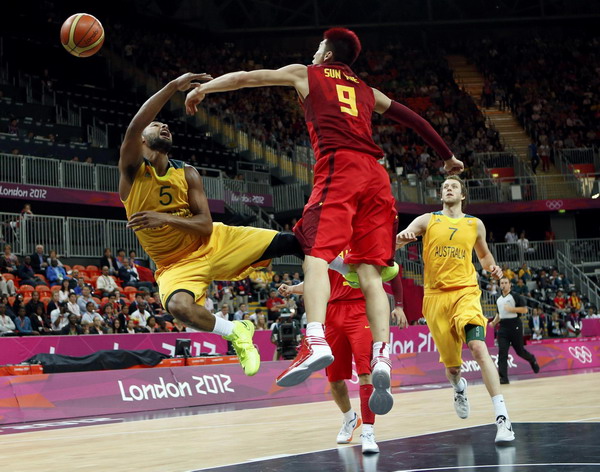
[255,232,305,263]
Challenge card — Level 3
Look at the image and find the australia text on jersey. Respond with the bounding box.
[434,245,466,260]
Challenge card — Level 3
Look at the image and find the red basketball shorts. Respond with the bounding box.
[325,301,373,382]
[294,150,398,265]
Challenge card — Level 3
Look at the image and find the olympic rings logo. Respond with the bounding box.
[568,346,593,364]
[546,200,564,210]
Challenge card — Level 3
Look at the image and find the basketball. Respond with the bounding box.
[60,13,105,58]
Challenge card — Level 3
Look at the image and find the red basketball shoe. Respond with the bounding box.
[276,336,334,387]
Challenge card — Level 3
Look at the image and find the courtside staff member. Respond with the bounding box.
[491,277,540,384]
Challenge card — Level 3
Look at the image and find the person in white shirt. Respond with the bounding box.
[504,227,518,243]
[81,302,102,325]
[215,303,230,321]
[516,232,534,254]
[130,302,151,328]
[67,292,81,318]
[233,303,248,321]
[50,302,70,332]
[96,266,119,297]
[204,296,215,314]
[0,303,16,333]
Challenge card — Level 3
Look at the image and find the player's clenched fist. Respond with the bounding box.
[396,231,417,249]
[488,264,504,280]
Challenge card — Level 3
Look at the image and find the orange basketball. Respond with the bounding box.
[60,13,105,58]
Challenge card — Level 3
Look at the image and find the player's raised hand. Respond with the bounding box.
[489,264,504,279]
[185,87,207,115]
[444,155,465,175]
[278,284,294,297]
[396,231,417,248]
[173,72,212,92]
[391,307,408,329]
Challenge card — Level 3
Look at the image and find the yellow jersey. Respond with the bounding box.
[423,211,478,292]
[122,158,204,268]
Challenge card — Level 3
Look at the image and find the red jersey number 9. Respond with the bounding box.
[336,84,358,117]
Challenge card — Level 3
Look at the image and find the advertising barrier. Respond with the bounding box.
[0,340,596,425]
[0,326,494,365]
[0,181,226,213]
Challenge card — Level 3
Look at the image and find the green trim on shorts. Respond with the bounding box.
[465,323,485,342]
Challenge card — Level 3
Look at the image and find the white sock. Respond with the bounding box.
[213,316,234,337]
[343,409,356,422]
[372,342,389,359]
[492,394,509,420]
[451,377,466,393]
[362,424,374,434]
[328,256,349,275]
[306,322,325,338]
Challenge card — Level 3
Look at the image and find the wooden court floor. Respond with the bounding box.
[1,372,598,472]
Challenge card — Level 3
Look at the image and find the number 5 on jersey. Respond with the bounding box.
[159,185,173,206]
[336,84,358,117]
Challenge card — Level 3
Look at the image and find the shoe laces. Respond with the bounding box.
[361,432,376,442]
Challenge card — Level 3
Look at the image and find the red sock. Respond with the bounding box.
[360,384,375,425]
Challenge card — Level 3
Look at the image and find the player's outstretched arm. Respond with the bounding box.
[127,166,213,237]
[372,88,464,175]
[119,73,211,199]
[474,219,503,279]
[396,213,430,249]
[185,64,308,114]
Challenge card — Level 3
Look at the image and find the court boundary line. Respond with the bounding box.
[188,420,600,471]
[394,463,600,472]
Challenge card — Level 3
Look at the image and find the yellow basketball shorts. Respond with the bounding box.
[155,223,278,309]
[422,285,487,367]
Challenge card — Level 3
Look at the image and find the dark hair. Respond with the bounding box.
[323,28,362,65]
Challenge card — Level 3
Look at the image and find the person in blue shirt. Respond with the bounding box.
[14,306,37,335]
[46,259,69,285]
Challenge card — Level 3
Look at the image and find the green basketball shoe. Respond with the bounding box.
[343,262,400,289]
[223,320,260,376]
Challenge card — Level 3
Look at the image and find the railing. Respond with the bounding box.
[557,251,600,310]
[397,237,600,279]
[86,121,108,148]
[274,183,305,213]
[0,153,280,206]
[0,211,147,260]
[395,171,599,205]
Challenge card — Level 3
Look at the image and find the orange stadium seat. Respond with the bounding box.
[36,286,52,296]
[41,296,51,308]
[91,275,100,286]
[83,276,93,285]
[23,296,31,305]
[63,265,72,272]
[3,273,16,282]
[50,285,62,291]
[73,265,86,271]
[36,274,48,285]
[92,297,101,305]
[123,286,138,294]
[18,285,34,295]
[86,265,99,272]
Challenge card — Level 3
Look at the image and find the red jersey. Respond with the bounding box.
[302,63,383,161]
[328,269,365,304]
